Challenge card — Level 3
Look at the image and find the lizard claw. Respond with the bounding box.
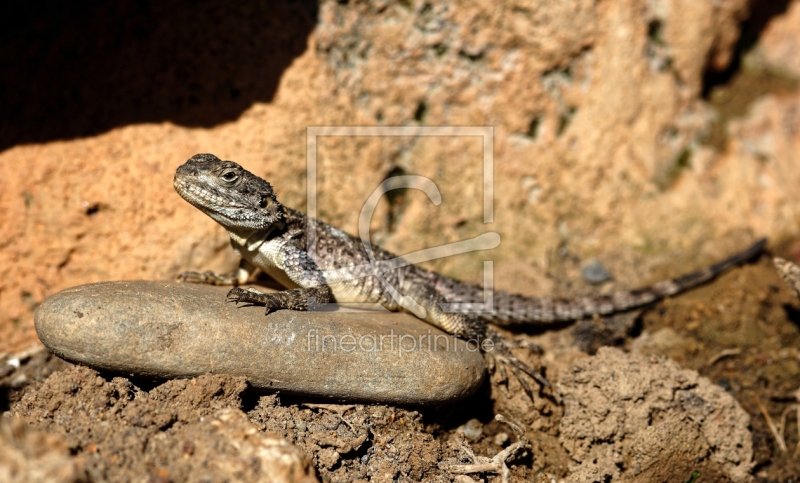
[487,353,545,401]
[484,328,548,401]
[226,287,266,303]
[226,287,245,304]
[226,287,279,314]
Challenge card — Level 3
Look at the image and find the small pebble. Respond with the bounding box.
[35,281,485,404]
[10,374,27,388]
[456,418,483,442]
[493,432,509,446]
[317,448,340,470]
[581,259,612,284]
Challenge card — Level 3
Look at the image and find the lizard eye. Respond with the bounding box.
[221,171,238,183]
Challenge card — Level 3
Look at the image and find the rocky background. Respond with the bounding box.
[2,1,800,481]
[1,0,799,352]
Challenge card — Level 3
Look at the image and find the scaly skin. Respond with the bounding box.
[174,153,767,398]
[774,257,800,298]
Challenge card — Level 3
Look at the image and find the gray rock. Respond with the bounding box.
[581,259,612,284]
[34,281,485,405]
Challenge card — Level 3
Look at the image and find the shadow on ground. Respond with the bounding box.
[0,0,318,152]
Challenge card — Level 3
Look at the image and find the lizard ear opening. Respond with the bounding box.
[260,195,283,222]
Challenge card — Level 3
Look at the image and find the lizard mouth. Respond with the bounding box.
[173,178,271,230]
[174,179,237,210]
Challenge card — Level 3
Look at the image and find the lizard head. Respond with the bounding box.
[174,153,284,231]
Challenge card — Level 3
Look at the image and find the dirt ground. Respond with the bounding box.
[2,245,799,482]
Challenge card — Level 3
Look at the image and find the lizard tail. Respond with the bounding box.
[438,238,767,325]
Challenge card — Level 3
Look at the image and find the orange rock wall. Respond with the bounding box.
[2,0,799,353]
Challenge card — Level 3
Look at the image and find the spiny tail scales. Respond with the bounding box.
[435,238,767,325]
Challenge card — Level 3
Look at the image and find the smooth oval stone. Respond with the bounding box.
[35,281,485,405]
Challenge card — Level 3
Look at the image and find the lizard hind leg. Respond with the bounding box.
[445,310,548,401]
[177,270,240,285]
[483,326,549,400]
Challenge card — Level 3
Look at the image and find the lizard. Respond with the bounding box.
[774,257,800,299]
[173,153,767,398]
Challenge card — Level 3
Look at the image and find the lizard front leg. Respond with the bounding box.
[227,286,331,312]
[178,259,255,286]
[226,241,332,314]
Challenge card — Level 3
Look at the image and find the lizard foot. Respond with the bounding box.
[484,328,549,400]
[439,414,529,483]
[226,287,329,313]
[226,287,281,314]
[177,270,238,286]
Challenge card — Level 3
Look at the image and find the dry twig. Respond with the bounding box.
[755,396,787,453]
[440,414,529,483]
[707,348,742,366]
